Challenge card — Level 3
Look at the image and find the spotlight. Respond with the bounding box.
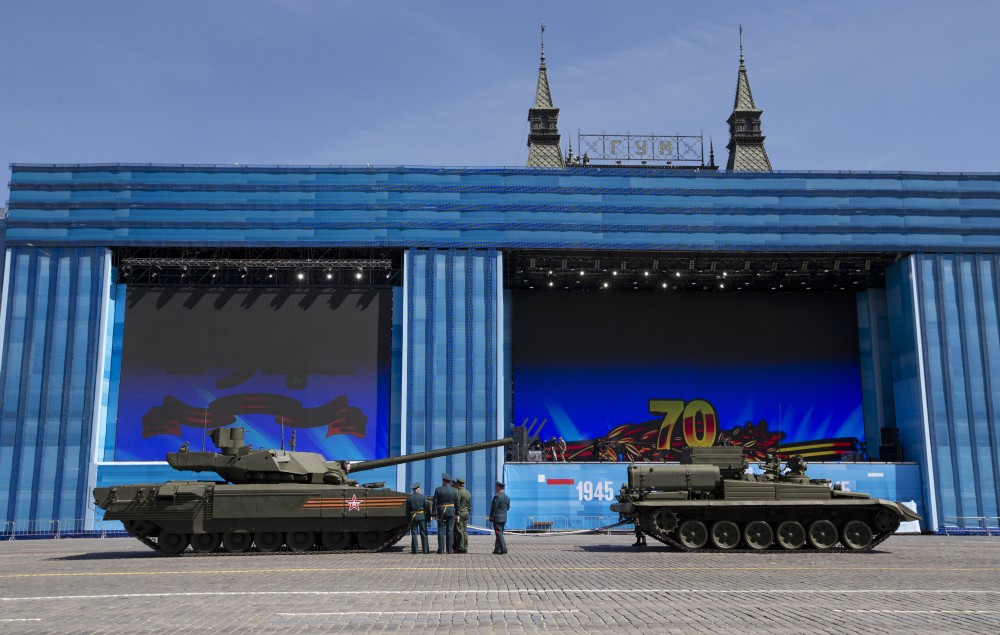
[662,282,667,288]
[644,271,649,277]
[548,270,553,275]
[548,282,553,287]
[326,273,333,280]
[268,273,273,279]
[355,272,363,280]
[722,272,728,277]
[612,271,618,276]
[675,272,681,278]
[719,283,724,289]
[297,272,305,280]
[579,270,585,276]
[603,282,609,288]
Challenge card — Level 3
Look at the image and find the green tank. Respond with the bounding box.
[611,447,921,551]
[93,427,511,555]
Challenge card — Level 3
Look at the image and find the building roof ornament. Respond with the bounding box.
[527,22,564,168]
[726,26,772,172]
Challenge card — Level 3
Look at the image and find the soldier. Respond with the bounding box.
[556,436,567,462]
[433,472,458,554]
[405,482,430,554]
[453,476,471,553]
[632,523,647,547]
[489,480,511,555]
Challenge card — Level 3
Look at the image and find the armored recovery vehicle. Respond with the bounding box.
[611,447,920,551]
[94,427,511,555]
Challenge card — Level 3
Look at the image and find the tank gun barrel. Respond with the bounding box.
[351,437,511,473]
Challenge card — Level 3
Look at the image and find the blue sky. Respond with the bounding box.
[2,0,998,202]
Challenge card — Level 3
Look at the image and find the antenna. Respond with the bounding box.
[281,416,285,451]
[540,22,546,61]
[739,24,744,63]
[777,403,782,458]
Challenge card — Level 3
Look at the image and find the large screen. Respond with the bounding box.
[513,292,864,461]
[115,288,391,461]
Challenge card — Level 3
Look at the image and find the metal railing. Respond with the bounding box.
[940,517,1000,536]
[521,515,623,533]
[1,518,128,541]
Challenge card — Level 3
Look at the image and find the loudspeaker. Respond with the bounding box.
[880,427,900,445]
[507,425,530,462]
[879,444,903,462]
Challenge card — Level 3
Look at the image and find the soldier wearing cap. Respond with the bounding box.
[433,472,459,554]
[453,476,472,553]
[489,480,511,555]
[405,482,430,554]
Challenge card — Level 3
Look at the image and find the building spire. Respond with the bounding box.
[526,22,563,168]
[725,27,772,172]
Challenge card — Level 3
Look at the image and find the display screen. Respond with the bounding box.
[512,291,864,461]
[115,288,391,461]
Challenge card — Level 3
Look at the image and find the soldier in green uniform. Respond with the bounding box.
[405,482,430,554]
[489,480,511,555]
[432,472,458,554]
[453,476,472,553]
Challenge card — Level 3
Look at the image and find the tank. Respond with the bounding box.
[93,427,511,555]
[611,447,921,551]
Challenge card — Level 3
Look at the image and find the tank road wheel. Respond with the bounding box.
[873,508,899,534]
[710,521,741,550]
[286,531,315,552]
[190,533,221,553]
[321,530,353,550]
[157,531,189,555]
[254,531,283,552]
[677,520,709,549]
[357,530,386,550]
[841,520,874,551]
[743,520,773,550]
[775,521,806,550]
[222,531,252,553]
[807,520,838,550]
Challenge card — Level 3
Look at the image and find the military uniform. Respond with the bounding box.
[489,481,511,555]
[405,482,430,554]
[432,473,458,554]
[453,477,472,553]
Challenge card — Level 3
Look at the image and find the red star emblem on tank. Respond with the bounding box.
[346,494,363,511]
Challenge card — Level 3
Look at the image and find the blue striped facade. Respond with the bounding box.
[7,165,1000,251]
[0,247,109,525]
[4,164,1000,533]
[403,249,502,516]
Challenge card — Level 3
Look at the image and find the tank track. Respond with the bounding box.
[132,524,410,556]
[637,508,898,553]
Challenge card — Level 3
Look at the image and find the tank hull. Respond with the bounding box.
[613,450,920,552]
[94,481,413,554]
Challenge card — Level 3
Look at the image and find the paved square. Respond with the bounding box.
[1,533,998,633]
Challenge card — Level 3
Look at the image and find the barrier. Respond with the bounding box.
[941,517,1000,536]
[0,518,128,540]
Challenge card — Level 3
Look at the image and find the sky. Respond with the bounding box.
[2,0,999,204]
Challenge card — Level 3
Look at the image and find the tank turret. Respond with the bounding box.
[166,426,511,485]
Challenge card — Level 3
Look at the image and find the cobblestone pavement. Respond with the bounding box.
[1,534,999,633]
